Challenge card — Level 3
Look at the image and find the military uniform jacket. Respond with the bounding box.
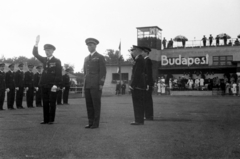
[15,70,24,87]
[33,72,41,87]
[62,74,70,87]
[5,71,15,89]
[130,55,146,89]
[0,71,6,90]
[144,57,154,87]
[83,52,106,89]
[32,46,62,87]
[24,71,34,87]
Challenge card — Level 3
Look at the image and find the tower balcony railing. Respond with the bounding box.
[164,38,240,49]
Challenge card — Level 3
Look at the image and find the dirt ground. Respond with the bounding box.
[0,95,240,159]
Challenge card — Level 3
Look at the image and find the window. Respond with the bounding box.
[212,56,233,66]
[112,73,129,83]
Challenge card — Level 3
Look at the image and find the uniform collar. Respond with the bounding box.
[90,51,96,56]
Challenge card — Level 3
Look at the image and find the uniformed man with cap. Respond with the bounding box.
[62,68,71,105]
[24,64,34,108]
[33,35,62,124]
[141,46,154,120]
[15,63,25,109]
[129,45,146,125]
[34,66,43,107]
[83,38,106,129]
[0,63,6,110]
[5,63,16,110]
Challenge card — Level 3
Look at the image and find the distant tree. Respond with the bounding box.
[105,49,124,64]
[63,63,75,73]
[74,72,84,85]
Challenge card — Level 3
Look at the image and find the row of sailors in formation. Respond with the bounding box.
[0,62,70,110]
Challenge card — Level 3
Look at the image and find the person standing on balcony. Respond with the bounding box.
[209,34,213,46]
[223,34,228,46]
[216,35,220,46]
[162,37,167,49]
[202,35,207,47]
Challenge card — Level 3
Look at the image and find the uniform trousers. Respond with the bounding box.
[57,90,62,104]
[84,88,102,127]
[7,88,15,109]
[144,87,154,119]
[0,89,5,109]
[131,89,145,123]
[35,87,42,106]
[42,86,57,123]
[63,86,70,104]
[26,87,34,107]
[16,87,24,107]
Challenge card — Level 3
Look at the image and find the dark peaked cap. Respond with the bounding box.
[142,46,151,53]
[44,44,56,50]
[18,63,23,67]
[85,38,99,45]
[28,64,34,68]
[8,63,14,68]
[0,63,5,67]
[36,66,42,69]
[132,45,144,51]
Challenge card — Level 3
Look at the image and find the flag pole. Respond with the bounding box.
[118,41,122,83]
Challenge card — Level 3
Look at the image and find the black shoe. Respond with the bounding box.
[90,125,99,129]
[40,121,48,124]
[144,118,154,121]
[28,106,34,108]
[85,125,93,128]
[0,108,5,111]
[130,122,144,125]
[17,107,24,109]
[48,122,54,124]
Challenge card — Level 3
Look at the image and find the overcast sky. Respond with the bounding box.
[0,0,239,72]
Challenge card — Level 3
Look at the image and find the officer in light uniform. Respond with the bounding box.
[83,38,106,129]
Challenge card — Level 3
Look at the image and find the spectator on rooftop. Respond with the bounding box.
[202,35,207,47]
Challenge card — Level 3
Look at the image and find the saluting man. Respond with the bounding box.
[33,35,62,124]
[141,47,154,121]
[129,45,146,125]
[34,66,43,107]
[0,63,6,110]
[5,63,16,110]
[15,63,25,109]
[62,68,71,105]
[83,38,106,129]
[24,64,34,108]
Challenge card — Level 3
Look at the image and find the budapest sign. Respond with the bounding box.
[161,54,209,66]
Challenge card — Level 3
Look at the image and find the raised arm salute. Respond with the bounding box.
[33,35,62,124]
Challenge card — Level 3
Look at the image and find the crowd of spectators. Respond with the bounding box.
[162,34,240,49]
[154,73,240,96]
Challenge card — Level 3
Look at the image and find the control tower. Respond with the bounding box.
[136,26,162,50]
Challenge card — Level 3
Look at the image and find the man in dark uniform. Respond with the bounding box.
[0,63,6,110]
[142,47,154,121]
[24,64,34,108]
[62,68,71,105]
[5,63,16,110]
[56,75,63,105]
[33,35,62,124]
[83,38,106,129]
[129,45,146,125]
[34,66,43,107]
[15,63,24,109]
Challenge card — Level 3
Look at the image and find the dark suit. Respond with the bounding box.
[0,71,6,110]
[83,52,106,127]
[5,71,15,109]
[144,56,154,120]
[130,55,146,124]
[33,72,42,107]
[33,46,62,123]
[62,74,70,104]
[57,76,63,104]
[15,70,24,108]
[24,71,34,107]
